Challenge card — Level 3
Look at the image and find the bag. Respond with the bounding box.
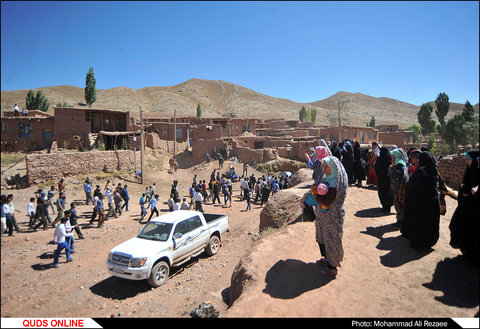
[302,204,316,222]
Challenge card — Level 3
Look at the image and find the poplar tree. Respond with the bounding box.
[196,104,202,118]
[85,67,97,108]
[435,92,450,126]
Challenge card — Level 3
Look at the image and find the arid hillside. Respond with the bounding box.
[1,79,478,129]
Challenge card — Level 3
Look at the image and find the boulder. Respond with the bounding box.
[288,168,313,188]
[258,182,312,232]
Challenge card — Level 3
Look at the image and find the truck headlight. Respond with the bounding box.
[108,252,113,263]
[130,257,148,268]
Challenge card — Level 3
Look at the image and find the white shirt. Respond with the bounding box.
[53,223,73,244]
[2,204,10,215]
[173,202,180,211]
[28,202,35,215]
[193,192,204,202]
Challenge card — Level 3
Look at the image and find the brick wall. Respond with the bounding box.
[25,150,139,185]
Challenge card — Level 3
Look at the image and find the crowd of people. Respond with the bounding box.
[160,166,291,216]
[1,141,478,273]
[302,138,479,277]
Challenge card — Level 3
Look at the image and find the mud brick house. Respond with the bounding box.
[1,110,55,152]
[135,114,257,142]
[377,125,414,148]
[53,107,133,150]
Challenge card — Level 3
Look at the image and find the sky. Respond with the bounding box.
[1,1,479,106]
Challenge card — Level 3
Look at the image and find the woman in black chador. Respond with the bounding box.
[374,147,394,213]
[401,151,440,251]
[449,149,479,265]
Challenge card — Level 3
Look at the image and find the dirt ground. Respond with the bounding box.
[1,153,478,319]
[0,154,268,318]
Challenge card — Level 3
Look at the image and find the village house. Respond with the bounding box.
[53,107,134,150]
[1,110,55,152]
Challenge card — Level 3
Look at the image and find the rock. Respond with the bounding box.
[288,168,313,188]
[189,302,220,318]
[258,183,310,231]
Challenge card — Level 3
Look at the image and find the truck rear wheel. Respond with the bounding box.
[148,261,169,287]
[206,235,220,256]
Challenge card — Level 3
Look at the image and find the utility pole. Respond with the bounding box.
[173,108,176,156]
[337,99,351,142]
[140,106,144,185]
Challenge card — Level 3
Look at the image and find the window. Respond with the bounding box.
[173,216,203,235]
[1,123,8,132]
[187,216,202,231]
[174,220,190,235]
[19,122,32,138]
[176,129,182,139]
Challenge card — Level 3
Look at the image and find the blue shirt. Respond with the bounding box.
[96,199,104,210]
[84,184,92,193]
[148,198,157,209]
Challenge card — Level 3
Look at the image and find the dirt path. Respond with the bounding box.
[1,155,478,319]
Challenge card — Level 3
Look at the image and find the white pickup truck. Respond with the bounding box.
[107,210,229,287]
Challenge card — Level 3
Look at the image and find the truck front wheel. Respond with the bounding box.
[148,261,169,287]
[206,235,220,256]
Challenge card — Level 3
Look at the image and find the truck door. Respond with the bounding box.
[171,219,196,260]
[188,215,209,251]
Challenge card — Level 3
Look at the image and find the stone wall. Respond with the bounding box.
[25,150,139,185]
[437,154,467,191]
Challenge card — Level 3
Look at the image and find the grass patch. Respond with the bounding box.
[1,152,26,167]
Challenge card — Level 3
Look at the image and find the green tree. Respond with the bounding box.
[462,100,475,122]
[417,102,436,136]
[435,92,450,126]
[406,124,421,143]
[309,108,317,123]
[299,106,308,122]
[444,114,466,147]
[85,67,97,108]
[463,117,479,146]
[196,103,202,118]
[25,90,50,112]
[366,116,376,128]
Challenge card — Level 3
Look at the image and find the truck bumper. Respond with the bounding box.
[107,260,150,280]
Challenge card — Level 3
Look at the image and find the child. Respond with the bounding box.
[28,197,36,227]
[313,183,329,214]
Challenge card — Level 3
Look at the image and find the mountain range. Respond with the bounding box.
[1,78,478,129]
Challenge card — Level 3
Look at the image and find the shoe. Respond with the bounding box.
[53,263,61,268]
[326,268,338,276]
[66,258,73,262]
[70,250,76,254]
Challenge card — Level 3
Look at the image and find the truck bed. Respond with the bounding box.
[203,213,226,223]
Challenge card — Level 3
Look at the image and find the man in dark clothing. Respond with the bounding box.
[120,185,130,211]
[212,181,221,204]
[33,199,49,231]
[68,202,85,239]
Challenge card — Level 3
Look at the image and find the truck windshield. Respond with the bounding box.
[138,222,173,242]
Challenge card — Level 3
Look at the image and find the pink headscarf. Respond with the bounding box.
[316,146,329,161]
